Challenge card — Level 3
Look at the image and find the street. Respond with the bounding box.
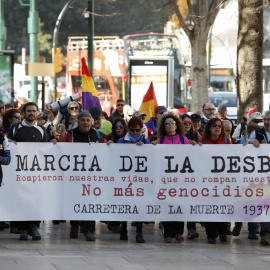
[0,222,269,270]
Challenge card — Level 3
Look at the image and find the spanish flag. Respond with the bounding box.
[81,57,101,110]
[139,81,158,132]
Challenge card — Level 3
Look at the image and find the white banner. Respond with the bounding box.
[1,143,270,222]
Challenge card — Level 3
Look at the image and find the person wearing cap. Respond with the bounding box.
[217,104,234,136]
[133,110,153,140]
[247,111,270,145]
[190,114,203,135]
[55,110,107,241]
[90,106,112,136]
[155,106,167,125]
[232,109,258,139]
[109,99,125,124]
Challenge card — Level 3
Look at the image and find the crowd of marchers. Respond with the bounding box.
[0,98,269,246]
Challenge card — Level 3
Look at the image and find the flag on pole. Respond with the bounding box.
[139,81,158,132]
[81,57,102,110]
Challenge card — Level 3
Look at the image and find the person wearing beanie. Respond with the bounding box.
[53,110,107,242]
[90,106,112,135]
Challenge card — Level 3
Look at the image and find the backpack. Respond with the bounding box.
[160,134,185,144]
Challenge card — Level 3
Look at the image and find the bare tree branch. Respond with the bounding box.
[169,0,194,41]
[205,0,228,32]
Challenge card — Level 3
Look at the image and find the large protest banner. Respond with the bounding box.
[0,142,270,222]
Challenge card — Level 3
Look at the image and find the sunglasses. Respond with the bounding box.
[69,106,79,110]
[13,116,21,120]
[130,128,141,132]
[115,125,124,129]
[165,120,176,125]
[183,121,192,125]
[117,104,124,107]
[253,119,264,123]
[140,117,146,120]
[212,124,222,128]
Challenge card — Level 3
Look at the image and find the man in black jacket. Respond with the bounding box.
[8,102,47,241]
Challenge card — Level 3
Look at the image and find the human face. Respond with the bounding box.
[183,117,192,132]
[37,119,46,126]
[127,108,135,122]
[10,113,21,125]
[156,112,165,121]
[139,115,146,123]
[193,120,201,131]
[24,105,38,123]
[94,116,102,129]
[210,121,222,137]
[116,102,125,113]
[78,116,92,133]
[68,104,79,116]
[218,112,227,120]
[164,117,177,135]
[129,124,141,138]
[203,103,216,119]
[53,131,62,140]
[114,121,124,137]
[223,121,232,138]
[264,114,270,132]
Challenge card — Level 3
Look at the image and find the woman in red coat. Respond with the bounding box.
[200,118,232,244]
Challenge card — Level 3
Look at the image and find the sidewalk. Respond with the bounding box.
[0,222,269,270]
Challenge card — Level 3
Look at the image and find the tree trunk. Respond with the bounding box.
[237,0,263,121]
[190,37,209,113]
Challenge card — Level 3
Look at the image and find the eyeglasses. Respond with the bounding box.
[117,104,124,107]
[165,120,176,125]
[115,125,124,129]
[225,129,232,133]
[212,124,222,128]
[13,116,21,120]
[183,121,192,125]
[204,108,216,111]
[130,128,141,132]
[69,106,79,110]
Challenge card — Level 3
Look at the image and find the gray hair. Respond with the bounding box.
[67,101,79,110]
[264,110,270,117]
[53,123,66,136]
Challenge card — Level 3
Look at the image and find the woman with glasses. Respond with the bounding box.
[1,109,21,134]
[200,118,232,244]
[107,118,128,143]
[156,111,189,243]
[117,117,150,243]
[60,101,80,130]
[180,114,201,144]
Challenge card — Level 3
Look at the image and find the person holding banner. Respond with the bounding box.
[55,111,107,241]
[7,102,47,241]
[156,111,190,243]
[117,117,151,243]
[200,118,232,244]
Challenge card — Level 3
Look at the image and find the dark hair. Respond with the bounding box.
[101,111,109,120]
[128,117,143,129]
[0,100,4,110]
[180,114,199,142]
[23,102,38,113]
[157,112,185,138]
[202,118,227,141]
[116,99,125,104]
[4,103,13,110]
[111,118,128,142]
[2,108,20,127]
